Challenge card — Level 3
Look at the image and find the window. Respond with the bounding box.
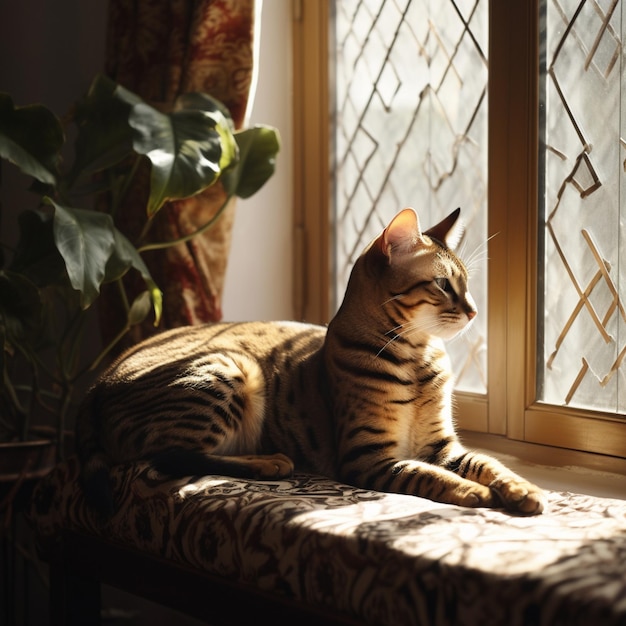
[332,1,488,394]
[539,0,626,413]
[293,0,626,460]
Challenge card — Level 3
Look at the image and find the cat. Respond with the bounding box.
[77,207,546,516]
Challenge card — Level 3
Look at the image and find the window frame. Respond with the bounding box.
[292,0,626,461]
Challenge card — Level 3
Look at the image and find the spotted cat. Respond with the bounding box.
[77,208,546,516]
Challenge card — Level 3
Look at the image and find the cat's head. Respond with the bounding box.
[363,207,477,342]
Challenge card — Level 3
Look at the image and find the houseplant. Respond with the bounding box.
[0,73,280,469]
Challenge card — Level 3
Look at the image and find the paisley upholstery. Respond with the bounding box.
[31,457,626,626]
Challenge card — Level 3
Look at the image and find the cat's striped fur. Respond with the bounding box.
[77,208,546,516]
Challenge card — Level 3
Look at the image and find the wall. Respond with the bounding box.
[222,0,294,321]
[0,0,109,254]
[0,1,106,112]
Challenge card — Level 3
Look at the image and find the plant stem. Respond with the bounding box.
[2,369,29,439]
[137,195,232,254]
[86,321,130,375]
[136,214,155,248]
[111,155,142,220]
[74,280,131,379]
[56,380,72,461]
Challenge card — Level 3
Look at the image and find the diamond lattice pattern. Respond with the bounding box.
[540,0,626,412]
[333,0,488,392]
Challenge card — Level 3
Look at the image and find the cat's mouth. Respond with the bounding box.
[436,311,477,341]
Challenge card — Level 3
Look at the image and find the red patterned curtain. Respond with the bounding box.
[102,0,255,347]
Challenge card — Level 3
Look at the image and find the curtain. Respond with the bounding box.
[102,0,256,349]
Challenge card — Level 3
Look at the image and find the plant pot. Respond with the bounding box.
[0,440,57,484]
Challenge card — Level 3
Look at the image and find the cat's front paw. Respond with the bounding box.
[489,478,546,515]
[458,483,498,509]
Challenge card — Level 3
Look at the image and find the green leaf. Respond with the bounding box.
[175,92,234,127]
[129,92,238,217]
[0,93,63,184]
[127,290,153,326]
[222,126,280,199]
[69,74,137,181]
[47,199,116,309]
[175,93,238,170]
[104,228,162,325]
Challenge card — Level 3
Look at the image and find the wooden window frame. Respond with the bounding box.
[292,0,626,462]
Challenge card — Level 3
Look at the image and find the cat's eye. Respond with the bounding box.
[434,277,451,292]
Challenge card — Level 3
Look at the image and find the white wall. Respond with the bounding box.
[222,0,294,321]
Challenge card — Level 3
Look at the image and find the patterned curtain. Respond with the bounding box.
[101,0,256,348]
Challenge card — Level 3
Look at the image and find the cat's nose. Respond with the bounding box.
[463,291,477,322]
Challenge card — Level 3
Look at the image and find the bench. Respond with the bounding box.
[30,456,626,625]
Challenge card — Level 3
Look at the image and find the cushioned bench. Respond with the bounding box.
[30,456,626,625]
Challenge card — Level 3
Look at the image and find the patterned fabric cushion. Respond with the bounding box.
[30,457,626,626]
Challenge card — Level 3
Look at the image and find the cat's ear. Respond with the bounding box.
[381,208,422,259]
[424,208,464,250]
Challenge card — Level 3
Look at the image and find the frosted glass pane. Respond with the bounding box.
[332,0,489,393]
[538,0,626,412]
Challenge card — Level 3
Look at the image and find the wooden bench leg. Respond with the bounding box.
[49,559,101,626]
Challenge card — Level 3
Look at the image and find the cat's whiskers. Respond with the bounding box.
[377,325,406,356]
[463,234,497,277]
[376,318,442,357]
[384,323,405,337]
[447,317,478,345]
[380,294,405,307]
[465,253,488,277]
[456,238,470,261]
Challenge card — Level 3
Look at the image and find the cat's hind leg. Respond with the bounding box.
[151,350,295,480]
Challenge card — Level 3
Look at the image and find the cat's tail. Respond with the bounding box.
[152,448,295,480]
[75,388,115,518]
